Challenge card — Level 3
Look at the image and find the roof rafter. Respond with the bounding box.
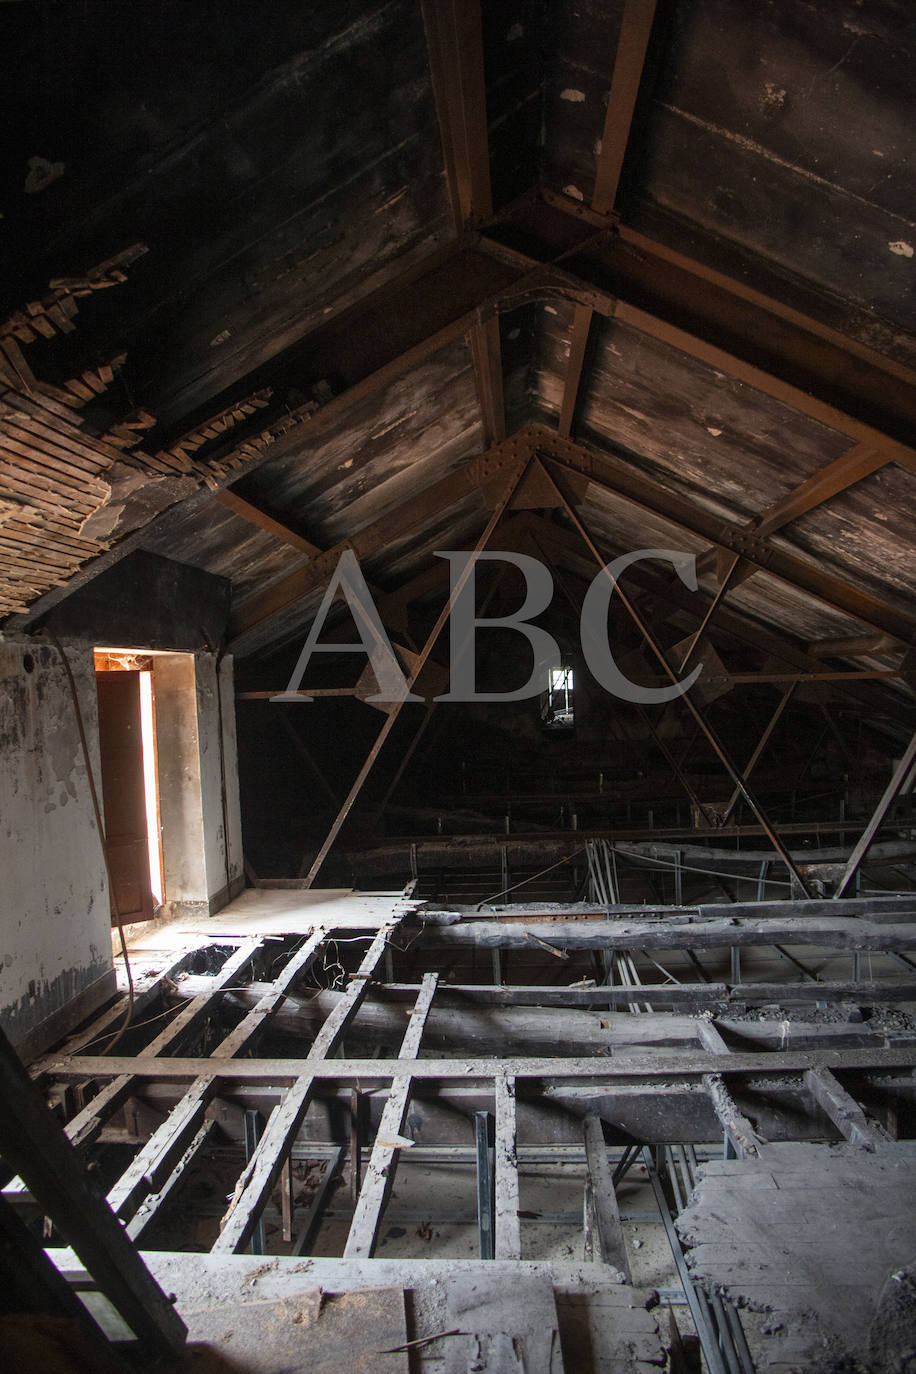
[422,0,506,446]
[213,490,321,558]
[559,0,660,439]
[696,440,898,587]
[533,427,916,647]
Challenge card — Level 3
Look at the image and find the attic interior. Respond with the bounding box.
[1,0,915,1370]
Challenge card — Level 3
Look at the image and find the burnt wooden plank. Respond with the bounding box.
[212,925,396,1254]
[422,915,916,951]
[43,1044,916,1085]
[211,928,326,1059]
[0,1025,186,1359]
[703,1073,764,1159]
[343,972,439,1258]
[806,1068,889,1150]
[61,938,263,1152]
[583,1114,631,1278]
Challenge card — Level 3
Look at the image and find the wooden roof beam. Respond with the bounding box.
[559,0,660,440]
[695,440,900,586]
[422,0,505,446]
[531,426,916,649]
[228,431,537,650]
[213,489,321,558]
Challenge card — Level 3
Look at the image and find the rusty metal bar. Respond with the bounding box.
[300,456,531,886]
[836,730,916,897]
[678,552,742,673]
[720,684,797,826]
[541,459,812,893]
[592,0,660,214]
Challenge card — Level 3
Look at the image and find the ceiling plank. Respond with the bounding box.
[809,634,899,660]
[228,432,531,647]
[422,0,504,447]
[695,441,898,586]
[531,426,916,647]
[558,302,595,440]
[613,298,916,463]
[213,490,321,558]
[559,0,659,440]
[753,443,891,539]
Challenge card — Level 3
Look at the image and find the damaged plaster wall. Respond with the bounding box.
[0,638,113,1056]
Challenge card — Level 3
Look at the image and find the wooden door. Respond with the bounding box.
[96,670,154,925]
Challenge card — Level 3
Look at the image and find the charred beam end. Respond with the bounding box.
[703,1073,764,1158]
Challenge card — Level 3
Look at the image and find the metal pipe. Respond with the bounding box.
[642,1147,729,1374]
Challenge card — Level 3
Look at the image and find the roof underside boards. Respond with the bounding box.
[532,303,857,519]
[560,484,876,645]
[0,0,911,739]
[622,0,916,350]
[527,303,915,633]
[0,0,452,425]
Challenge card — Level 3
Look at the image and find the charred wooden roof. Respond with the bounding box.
[0,0,913,734]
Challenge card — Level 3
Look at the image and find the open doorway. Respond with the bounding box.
[541,664,575,734]
[95,650,164,924]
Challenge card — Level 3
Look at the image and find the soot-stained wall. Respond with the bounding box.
[0,638,114,1057]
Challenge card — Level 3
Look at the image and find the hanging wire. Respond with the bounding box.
[46,633,135,1053]
[475,848,586,908]
[614,846,793,890]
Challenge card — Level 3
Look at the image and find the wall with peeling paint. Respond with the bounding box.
[0,641,243,1054]
[0,639,113,1053]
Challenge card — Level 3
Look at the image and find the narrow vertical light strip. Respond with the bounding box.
[139,670,164,906]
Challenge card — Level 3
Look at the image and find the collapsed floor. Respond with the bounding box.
[4,883,915,1371]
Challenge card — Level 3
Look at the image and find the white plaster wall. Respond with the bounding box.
[154,652,209,905]
[0,639,112,1048]
[155,651,243,915]
[195,651,230,906]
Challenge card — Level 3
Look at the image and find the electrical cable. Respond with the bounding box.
[46,633,135,1052]
[79,998,183,1052]
[614,846,793,889]
[475,847,586,908]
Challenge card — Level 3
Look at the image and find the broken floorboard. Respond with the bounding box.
[46,1252,665,1372]
[676,1141,916,1371]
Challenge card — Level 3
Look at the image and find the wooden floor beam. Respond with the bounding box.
[343,972,438,1258]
